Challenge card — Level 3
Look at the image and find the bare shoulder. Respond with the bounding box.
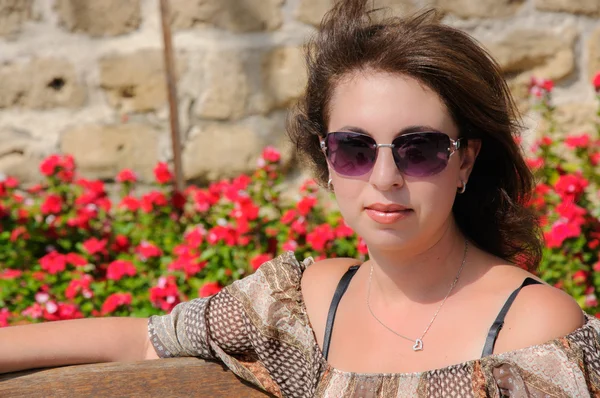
[494,275,585,354]
[301,257,361,344]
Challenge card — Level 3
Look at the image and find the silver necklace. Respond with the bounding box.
[366,240,468,352]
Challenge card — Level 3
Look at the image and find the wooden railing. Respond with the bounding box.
[0,358,272,397]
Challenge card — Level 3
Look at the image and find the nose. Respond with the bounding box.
[369,146,404,191]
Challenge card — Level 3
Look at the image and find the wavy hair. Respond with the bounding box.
[287,0,543,270]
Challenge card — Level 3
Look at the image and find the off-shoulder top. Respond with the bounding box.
[148,251,600,397]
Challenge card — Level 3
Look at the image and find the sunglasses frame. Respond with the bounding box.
[319,131,466,177]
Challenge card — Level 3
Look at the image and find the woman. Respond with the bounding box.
[1,1,598,396]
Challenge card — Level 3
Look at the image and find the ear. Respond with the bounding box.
[458,139,481,187]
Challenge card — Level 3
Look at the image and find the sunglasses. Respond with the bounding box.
[320,131,465,178]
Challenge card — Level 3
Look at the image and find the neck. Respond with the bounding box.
[365,219,468,305]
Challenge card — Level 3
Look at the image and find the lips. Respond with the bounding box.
[364,203,411,212]
[364,203,413,224]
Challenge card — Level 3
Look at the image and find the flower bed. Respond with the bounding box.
[0,75,599,326]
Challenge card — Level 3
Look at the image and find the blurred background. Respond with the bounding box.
[0,0,598,187]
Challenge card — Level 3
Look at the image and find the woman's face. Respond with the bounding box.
[326,71,477,252]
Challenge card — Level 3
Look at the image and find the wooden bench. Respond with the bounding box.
[0,358,272,397]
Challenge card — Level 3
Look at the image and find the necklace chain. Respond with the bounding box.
[366,240,468,351]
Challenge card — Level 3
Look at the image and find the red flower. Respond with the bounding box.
[593,72,600,92]
[250,253,273,270]
[101,293,132,316]
[564,134,590,149]
[357,236,369,255]
[554,173,588,201]
[82,237,108,255]
[335,222,354,238]
[10,226,30,242]
[154,162,173,184]
[297,196,317,216]
[40,155,61,176]
[306,224,335,251]
[0,308,10,327]
[261,146,281,163]
[65,253,87,267]
[41,194,63,215]
[544,220,581,248]
[199,282,222,298]
[116,169,138,183]
[39,251,67,274]
[282,240,298,251]
[207,225,237,246]
[0,269,22,280]
[150,276,182,311]
[525,157,544,170]
[119,196,140,212]
[111,234,131,253]
[136,241,163,261]
[65,275,93,299]
[281,209,297,224]
[141,191,168,213]
[185,227,205,247]
[106,260,137,281]
[573,270,588,285]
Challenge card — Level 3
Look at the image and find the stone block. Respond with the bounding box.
[0,58,86,109]
[588,27,600,83]
[193,51,249,120]
[535,0,600,16]
[0,0,34,37]
[60,124,159,181]
[0,128,49,183]
[295,0,415,27]
[182,115,290,182]
[171,0,283,33]
[99,50,185,114]
[55,0,141,37]
[485,29,576,107]
[261,46,307,110]
[432,0,525,18]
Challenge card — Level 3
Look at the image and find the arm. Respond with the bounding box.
[0,317,158,375]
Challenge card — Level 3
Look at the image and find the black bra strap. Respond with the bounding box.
[322,265,360,360]
[481,277,543,357]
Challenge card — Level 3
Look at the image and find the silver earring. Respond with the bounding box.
[327,178,333,191]
[458,180,467,194]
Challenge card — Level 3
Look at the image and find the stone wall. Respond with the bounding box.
[0,0,598,184]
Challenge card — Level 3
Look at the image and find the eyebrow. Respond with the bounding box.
[339,125,442,136]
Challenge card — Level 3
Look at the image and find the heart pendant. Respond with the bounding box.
[413,339,423,351]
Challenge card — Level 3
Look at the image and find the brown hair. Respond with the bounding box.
[287,0,543,270]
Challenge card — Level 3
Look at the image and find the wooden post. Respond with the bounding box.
[159,0,184,193]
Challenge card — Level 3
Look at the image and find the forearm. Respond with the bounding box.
[0,317,153,374]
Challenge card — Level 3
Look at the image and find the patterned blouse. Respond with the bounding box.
[148,251,600,397]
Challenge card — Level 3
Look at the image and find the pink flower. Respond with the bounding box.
[39,251,67,274]
[185,227,205,247]
[261,146,281,163]
[101,293,132,316]
[282,240,298,251]
[116,169,138,183]
[22,303,43,320]
[106,259,137,281]
[65,275,93,299]
[250,253,273,270]
[544,220,581,248]
[564,134,590,149]
[357,237,369,255]
[154,162,173,184]
[199,282,222,298]
[141,191,168,213]
[281,209,297,224]
[207,225,237,246]
[10,226,29,242]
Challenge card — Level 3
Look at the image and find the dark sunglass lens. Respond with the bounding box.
[394,133,450,177]
[327,132,376,176]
